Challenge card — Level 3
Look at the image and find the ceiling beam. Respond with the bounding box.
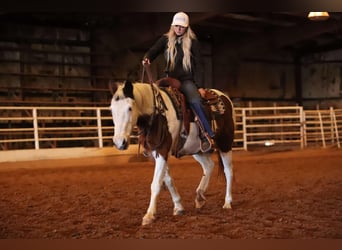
[235,18,342,55]
[197,20,264,33]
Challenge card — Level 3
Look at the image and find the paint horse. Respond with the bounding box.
[109,78,235,226]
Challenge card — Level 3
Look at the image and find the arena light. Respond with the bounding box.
[308,12,330,21]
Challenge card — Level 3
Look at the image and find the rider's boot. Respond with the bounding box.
[191,103,215,153]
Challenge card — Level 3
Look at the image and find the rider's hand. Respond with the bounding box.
[142,58,150,65]
[198,88,206,98]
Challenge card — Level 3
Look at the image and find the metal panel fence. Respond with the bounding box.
[0,106,341,151]
[303,108,340,148]
[234,106,305,150]
[0,107,115,150]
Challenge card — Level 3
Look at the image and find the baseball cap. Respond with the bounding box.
[171,12,189,27]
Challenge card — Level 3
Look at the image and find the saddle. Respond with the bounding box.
[157,77,190,134]
[156,77,221,133]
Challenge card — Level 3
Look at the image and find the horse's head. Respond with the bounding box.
[109,80,138,150]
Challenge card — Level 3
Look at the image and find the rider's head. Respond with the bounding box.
[171,12,189,36]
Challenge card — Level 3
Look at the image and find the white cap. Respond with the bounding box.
[171,12,189,27]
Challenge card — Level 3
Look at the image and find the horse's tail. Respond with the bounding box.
[209,90,233,181]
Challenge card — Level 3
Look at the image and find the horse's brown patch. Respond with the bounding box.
[137,113,172,160]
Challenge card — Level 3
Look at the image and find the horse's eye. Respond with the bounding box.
[115,96,120,101]
[128,107,132,112]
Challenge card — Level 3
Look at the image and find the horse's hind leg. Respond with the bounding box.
[192,154,215,209]
[219,150,234,209]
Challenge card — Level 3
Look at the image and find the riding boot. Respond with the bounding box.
[191,102,215,153]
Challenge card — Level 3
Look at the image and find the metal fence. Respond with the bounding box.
[303,107,341,148]
[233,106,305,150]
[0,106,341,151]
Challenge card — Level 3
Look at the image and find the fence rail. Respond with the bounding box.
[1,106,341,151]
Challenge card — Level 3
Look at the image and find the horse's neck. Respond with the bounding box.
[133,83,156,115]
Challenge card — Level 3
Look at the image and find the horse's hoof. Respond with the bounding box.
[195,191,206,209]
[195,199,206,209]
[223,203,232,209]
[142,214,155,226]
[173,208,185,216]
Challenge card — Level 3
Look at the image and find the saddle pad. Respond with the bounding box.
[206,89,226,115]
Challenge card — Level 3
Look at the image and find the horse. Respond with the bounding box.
[109,79,235,226]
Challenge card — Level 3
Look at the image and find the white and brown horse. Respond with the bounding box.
[109,79,235,226]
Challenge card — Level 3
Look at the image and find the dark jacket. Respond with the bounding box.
[145,35,204,88]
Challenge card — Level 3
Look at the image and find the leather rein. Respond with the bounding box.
[142,63,167,116]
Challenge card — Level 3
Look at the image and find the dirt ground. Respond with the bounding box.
[0,147,341,239]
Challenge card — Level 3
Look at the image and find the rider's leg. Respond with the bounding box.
[190,102,215,138]
[180,80,215,138]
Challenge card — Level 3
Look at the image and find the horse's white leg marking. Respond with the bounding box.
[163,167,184,216]
[219,150,233,209]
[142,152,167,226]
[192,154,215,209]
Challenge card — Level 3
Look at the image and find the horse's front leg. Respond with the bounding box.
[142,152,167,226]
[163,166,184,216]
[192,154,215,209]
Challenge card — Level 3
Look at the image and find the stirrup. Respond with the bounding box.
[193,113,215,153]
[200,133,214,153]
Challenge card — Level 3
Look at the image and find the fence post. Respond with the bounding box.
[32,108,39,149]
[330,107,340,148]
[96,108,103,148]
[318,110,326,148]
[329,107,335,144]
[242,109,247,151]
[300,107,306,149]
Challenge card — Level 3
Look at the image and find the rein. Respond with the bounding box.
[142,63,155,84]
[140,64,169,155]
[142,64,168,116]
[142,63,157,114]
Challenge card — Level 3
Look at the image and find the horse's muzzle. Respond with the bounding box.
[113,137,129,150]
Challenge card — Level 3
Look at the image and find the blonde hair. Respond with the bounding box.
[165,26,197,72]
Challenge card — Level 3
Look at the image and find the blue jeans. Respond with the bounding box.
[179,80,214,138]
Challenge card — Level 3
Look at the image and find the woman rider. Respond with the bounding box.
[142,12,214,152]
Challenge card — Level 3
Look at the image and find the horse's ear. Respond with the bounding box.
[123,80,134,99]
[108,80,118,95]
